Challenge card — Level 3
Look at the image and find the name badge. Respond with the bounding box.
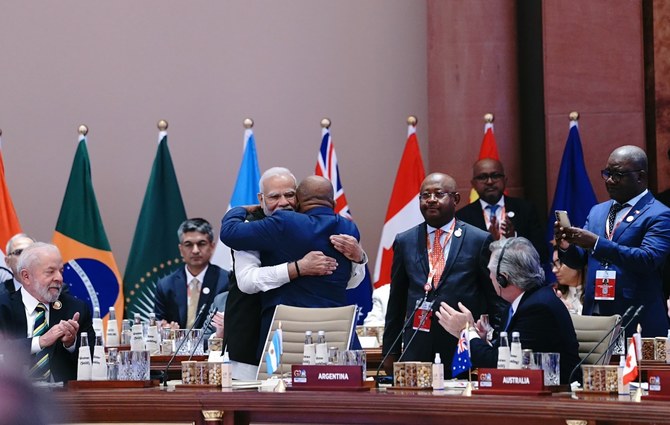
[595,269,616,300]
[412,301,433,332]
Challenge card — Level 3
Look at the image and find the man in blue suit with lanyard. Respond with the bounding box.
[556,145,670,336]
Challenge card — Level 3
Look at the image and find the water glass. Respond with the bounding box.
[541,352,560,386]
[337,350,367,377]
[117,350,150,381]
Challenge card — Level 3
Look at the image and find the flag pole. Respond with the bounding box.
[462,322,473,397]
[633,323,643,402]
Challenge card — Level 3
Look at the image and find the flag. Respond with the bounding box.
[0,132,22,256]
[372,121,425,289]
[316,123,372,324]
[545,119,597,246]
[622,335,638,385]
[451,327,472,377]
[52,130,124,320]
[265,326,283,376]
[469,118,500,203]
[210,125,261,270]
[123,128,187,319]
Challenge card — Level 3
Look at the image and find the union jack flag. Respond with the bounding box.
[316,126,351,219]
[451,326,472,377]
[315,123,371,325]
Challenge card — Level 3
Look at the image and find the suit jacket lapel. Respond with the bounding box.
[416,224,430,279]
[612,192,653,241]
[175,269,187,327]
[10,292,28,336]
[440,221,465,285]
[198,265,218,312]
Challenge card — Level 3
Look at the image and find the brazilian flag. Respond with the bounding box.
[53,129,123,322]
[123,128,186,320]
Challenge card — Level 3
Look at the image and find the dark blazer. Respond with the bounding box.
[1,278,15,296]
[456,196,549,265]
[470,285,581,384]
[0,290,95,382]
[154,264,230,329]
[382,220,504,367]
[220,205,360,355]
[561,192,670,336]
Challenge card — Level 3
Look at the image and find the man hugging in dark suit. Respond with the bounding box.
[154,218,230,330]
[382,173,504,375]
[456,158,548,265]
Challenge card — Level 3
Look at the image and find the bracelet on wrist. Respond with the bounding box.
[295,260,301,277]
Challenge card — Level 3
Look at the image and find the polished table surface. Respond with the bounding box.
[52,383,670,425]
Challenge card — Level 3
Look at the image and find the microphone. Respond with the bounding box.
[567,305,635,384]
[188,307,218,361]
[592,305,645,365]
[375,291,429,388]
[162,303,208,386]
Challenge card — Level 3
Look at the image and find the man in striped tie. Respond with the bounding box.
[0,242,94,382]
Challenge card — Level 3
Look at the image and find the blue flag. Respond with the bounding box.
[451,327,472,377]
[265,328,283,375]
[545,121,597,255]
[316,125,372,325]
[211,127,261,269]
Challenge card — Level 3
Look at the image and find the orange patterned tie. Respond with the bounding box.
[430,228,445,288]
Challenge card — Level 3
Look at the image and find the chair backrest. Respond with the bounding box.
[256,304,357,380]
[570,314,621,365]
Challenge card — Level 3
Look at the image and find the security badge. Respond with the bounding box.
[413,300,435,332]
[595,269,616,301]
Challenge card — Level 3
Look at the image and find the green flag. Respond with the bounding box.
[123,131,187,319]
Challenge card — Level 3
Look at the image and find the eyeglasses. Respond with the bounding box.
[600,169,644,183]
[419,191,457,201]
[8,248,23,257]
[473,173,505,182]
[552,258,563,269]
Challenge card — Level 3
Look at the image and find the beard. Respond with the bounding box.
[33,282,62,304]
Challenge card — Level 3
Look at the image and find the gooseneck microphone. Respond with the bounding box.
[162,303,208,386]
[566,306,633,384]
[375,292,429,388]
[592,305,645,365]
[188,307,218,361]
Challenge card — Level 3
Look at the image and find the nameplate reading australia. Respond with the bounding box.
[478,368,544,392]
[291,365,363,389]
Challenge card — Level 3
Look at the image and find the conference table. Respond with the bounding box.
[53,383,670,425]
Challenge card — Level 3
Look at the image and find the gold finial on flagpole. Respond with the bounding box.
[484,113,494,124]
[321,118,331,129]
[78,125,88,136]
[243,118,254,129]
[407,115,418,127]
[569,111,579,121]
[157,120,168,131]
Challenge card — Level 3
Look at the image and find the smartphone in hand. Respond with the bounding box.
[555,210,571,228]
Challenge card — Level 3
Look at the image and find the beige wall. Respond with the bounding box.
[0,1,428,273]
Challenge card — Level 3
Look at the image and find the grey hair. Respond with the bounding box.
[490,237,544,291]
[177,218,214,243]
[259,167,297,194]
[5,233,35,254]
[17,242,59,274]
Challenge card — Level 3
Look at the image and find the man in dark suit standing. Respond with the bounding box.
[456,158,548,265]
[436,237,580,384]
[154,218,230,330]
[0,242,94,382]
[557,145,670,337]
[382,173,502,374]
[221,175,362,354]
[1,233,35,296]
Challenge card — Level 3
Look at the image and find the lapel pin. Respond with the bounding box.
[506,211,515,219]
[454,228,463,238]
[635,210,640,214]
[53,300,62,310]
[202,287,210,295]
[626,216,634,223]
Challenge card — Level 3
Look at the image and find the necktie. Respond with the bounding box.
[187,278,201,328]
[504,305,514,331]
[488,204,499,229]
[429,229,445,288]
[607,202,628,238]
[30,303,51,380]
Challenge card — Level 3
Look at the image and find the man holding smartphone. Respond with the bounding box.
[555,145,670,337]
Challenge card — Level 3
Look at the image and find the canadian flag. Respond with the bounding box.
[469,115,501,203]
[622,335,639,385]
[372,120,425,288]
